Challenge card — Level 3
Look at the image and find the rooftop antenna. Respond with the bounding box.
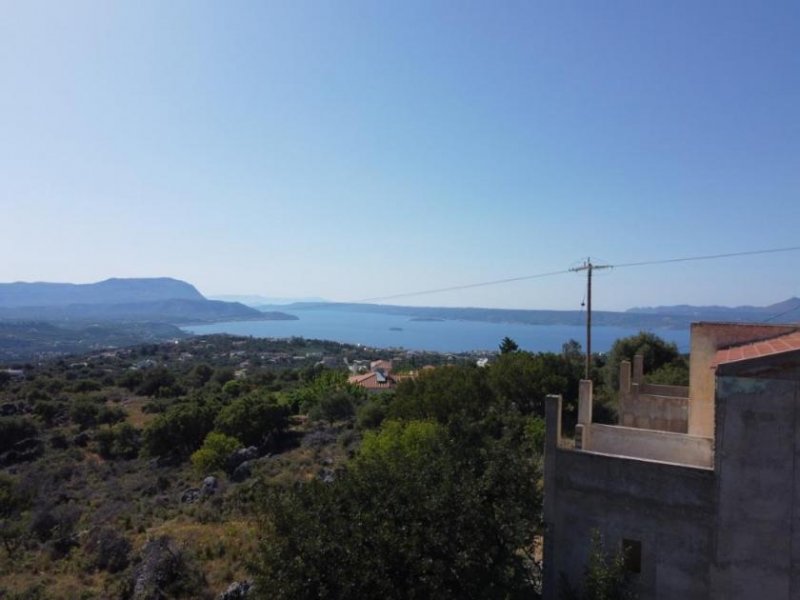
[570,258,612,379]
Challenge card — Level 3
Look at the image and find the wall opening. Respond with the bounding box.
[622,539,642,574]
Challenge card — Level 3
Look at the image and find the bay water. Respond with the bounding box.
[183,308,690,354]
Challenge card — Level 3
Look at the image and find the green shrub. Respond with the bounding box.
[191,432,242,473]
[214,393,288,447]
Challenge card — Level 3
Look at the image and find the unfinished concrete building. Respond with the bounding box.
[543,322,800,599]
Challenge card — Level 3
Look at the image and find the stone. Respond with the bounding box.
[225,446,259,472]
[181,488,201,504]
[218,580,253,600]
[231,460,252,482]
[201,476,218,496]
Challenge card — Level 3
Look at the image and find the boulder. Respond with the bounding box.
[181,488,201,504]
[201,476,218,496]
[131,536,194,600]
[225,446,259,472]
[218,580,253,599]
[230,460,252,483]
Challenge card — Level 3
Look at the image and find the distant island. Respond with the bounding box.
[410,317,445,322]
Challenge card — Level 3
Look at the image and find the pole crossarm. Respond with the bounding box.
[570,259,611,380]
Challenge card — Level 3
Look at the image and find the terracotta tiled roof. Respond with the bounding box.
[714,330,800,366]
[348,371,397,389]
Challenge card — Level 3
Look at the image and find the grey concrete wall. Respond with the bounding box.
[711,376,800,599]
[620,389,689,433]
[543,446,715,600]
[618,359,689,433]
[588,423,713,468]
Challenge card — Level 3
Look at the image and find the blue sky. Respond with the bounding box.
[1,1,797,310]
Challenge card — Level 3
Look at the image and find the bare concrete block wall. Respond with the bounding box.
[543,447,715,599]
[619,359,690,433]
[588,423,713,467]
[711,375,800,600]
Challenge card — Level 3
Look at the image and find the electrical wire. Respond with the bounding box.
[352,245,800,304]
[762,302,800,323]
[356,269,573,303]
[610,245,800,270]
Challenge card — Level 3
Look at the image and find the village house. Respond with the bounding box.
[544,322,800,599]
[348,358,398,391]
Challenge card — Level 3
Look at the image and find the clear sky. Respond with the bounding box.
[1,1,798,310]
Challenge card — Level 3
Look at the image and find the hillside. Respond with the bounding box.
[0,278,204,307]
[0,279,290,359]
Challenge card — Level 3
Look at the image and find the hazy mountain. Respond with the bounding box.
[0,278,204,307]
[270,298,800,328]
[211,294,329,306]
[627,297,800,322]
[0,278,266,324]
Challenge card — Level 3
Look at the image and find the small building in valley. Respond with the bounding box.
[544,322,800,599]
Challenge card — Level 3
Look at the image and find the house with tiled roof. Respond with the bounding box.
[544,322,800,599]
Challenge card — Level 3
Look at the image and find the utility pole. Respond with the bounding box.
[570,258,611,379]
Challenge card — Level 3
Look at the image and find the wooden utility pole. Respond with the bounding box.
[570,258,611,379]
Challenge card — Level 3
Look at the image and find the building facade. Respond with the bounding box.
[544,322,800,599]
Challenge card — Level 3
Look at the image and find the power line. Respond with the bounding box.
[763,302,800,323]
[354,244,800,304]
[610,245,800,270]
[357,269,573,303]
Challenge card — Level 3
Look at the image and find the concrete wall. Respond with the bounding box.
[688,323,797,437]
[544,395,715,600]
[710,375,800,599]
[620,387,689,432]
[619,359,689,433]
[587,423,713,468]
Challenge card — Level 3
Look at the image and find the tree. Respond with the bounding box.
[603,332,682,393]
[142,401,220,459]
[500,336,520,354]
[488,351,579,417]
[214,392,288,447]
[254,417,541,599]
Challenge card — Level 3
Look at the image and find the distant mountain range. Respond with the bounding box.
[0,278,305,325]
[210,294,328,306]
[268,298,800,329]
[626,297,800,320]
[0,278,298,360]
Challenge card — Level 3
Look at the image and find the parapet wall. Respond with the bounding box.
[544,395,715,600]
[587,423,713,468]
[619,357,689,433]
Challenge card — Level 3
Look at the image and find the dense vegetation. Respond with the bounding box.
[0,332,679,598]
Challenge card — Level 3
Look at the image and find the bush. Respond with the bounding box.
[95,423,140,459]
[97,405,127,425]
[0,417,38,453]
[309,390,355,424]
[142,401,220,459]
[215,393,288,447]
[70,399,99,430]
[85,527,131,573]
[191,432,242,474]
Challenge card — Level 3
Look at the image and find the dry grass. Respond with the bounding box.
[121,395,158,428]
[138,518,258,594]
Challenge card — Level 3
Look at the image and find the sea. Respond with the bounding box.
[182,308,691,354]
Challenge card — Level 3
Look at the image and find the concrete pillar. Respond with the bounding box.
[578,380,593,449]
[578,379,593,425]
[633,354,644,384]
[620,360,631,394]
[543,394,562,600]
